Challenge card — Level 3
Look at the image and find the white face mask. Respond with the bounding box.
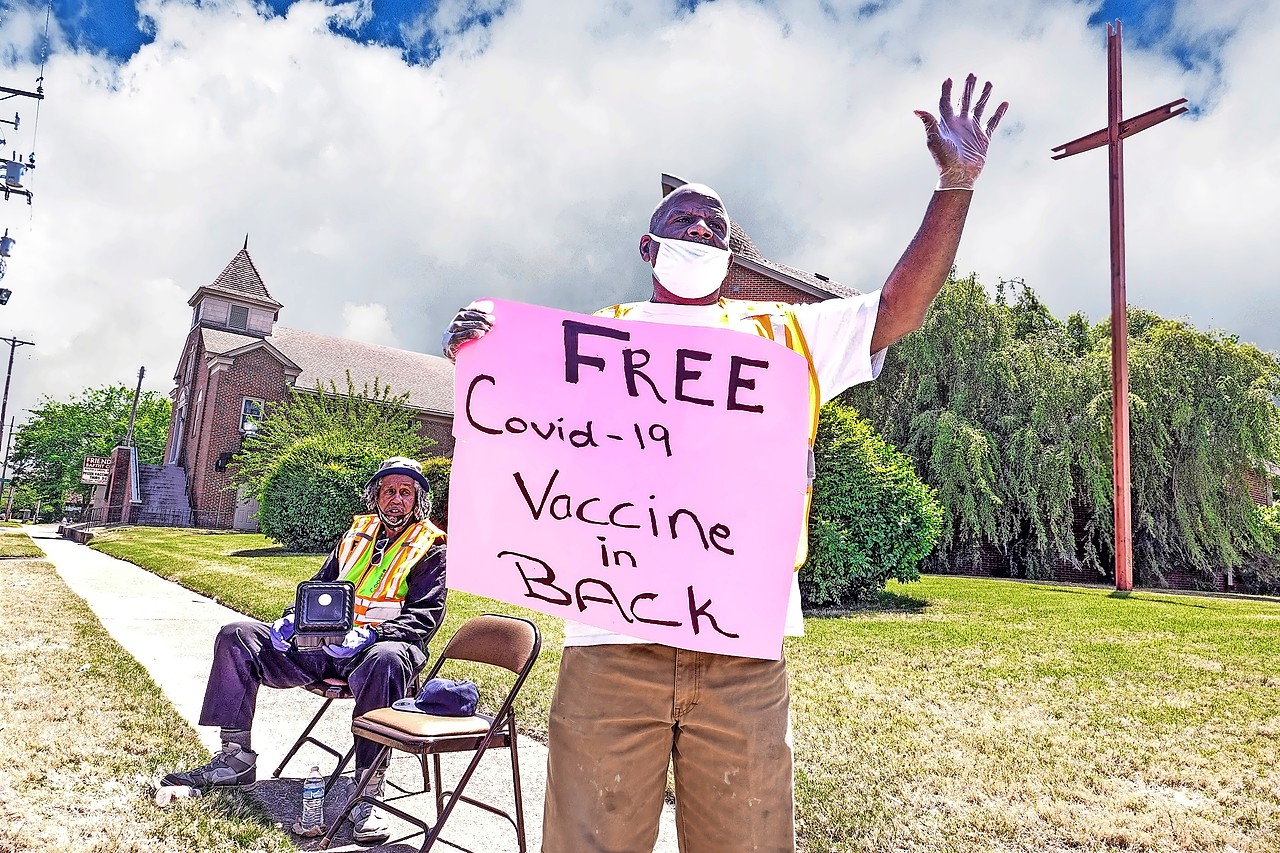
[647,234,731,300]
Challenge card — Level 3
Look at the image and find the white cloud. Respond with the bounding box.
[0,0,1275,426]
[339,300,401,347]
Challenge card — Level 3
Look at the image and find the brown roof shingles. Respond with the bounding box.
[201,326,454,416]
[201,248,282,308]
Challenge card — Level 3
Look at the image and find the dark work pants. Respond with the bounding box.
[198,620,427,770]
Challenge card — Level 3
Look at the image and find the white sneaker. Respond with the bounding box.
[350,768,390,844]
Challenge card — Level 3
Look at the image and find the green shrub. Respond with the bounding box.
[233,373,432,501]
[800,401,943,607]
[257,436,387,552]
[420,456,452,531]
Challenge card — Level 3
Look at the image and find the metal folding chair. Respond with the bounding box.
[319,614,542,852]
[271,677,356,794]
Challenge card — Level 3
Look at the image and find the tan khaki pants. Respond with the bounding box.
[542,644,795,853]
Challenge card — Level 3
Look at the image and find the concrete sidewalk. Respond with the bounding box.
[30,526,680,852]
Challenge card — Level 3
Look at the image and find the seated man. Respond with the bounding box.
[162,456,447,844]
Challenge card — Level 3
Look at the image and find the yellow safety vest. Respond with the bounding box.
[334,515,446,626]
[598,300,821,568]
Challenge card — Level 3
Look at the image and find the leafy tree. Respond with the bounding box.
[843,275,1101,577]
[1236,504,1280,594]
[801,401,943,606]
[4,479,60,520]
[233,373,431,497]
[235,373,434,550]
[844,272,1280,587]
[1118,317,1280,584]
[8,384,171,509]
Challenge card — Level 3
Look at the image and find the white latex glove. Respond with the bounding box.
[322,626,375,659]
[914,74,1008,191]
[269,614,295,652]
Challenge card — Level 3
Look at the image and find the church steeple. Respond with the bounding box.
[187,242,282,336]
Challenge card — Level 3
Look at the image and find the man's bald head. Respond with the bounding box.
[649,183,730,235]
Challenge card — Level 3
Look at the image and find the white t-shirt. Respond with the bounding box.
[563,291,886,648]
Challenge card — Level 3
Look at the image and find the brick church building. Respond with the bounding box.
[109,174,854,531]
[150,244,455,530]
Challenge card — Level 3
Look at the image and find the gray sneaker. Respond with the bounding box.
[350,768,390,844]
[162,743,258,788]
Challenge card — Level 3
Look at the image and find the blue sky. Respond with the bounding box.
[25,0,1198,65]
[28,0,508,63]
[0,0,1274,419]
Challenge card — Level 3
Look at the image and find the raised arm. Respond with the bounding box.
[869,74,1007,354]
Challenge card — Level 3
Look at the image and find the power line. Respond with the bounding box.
[28,0,52,172]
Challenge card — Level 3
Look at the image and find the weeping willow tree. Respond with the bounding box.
[844,273,1280,587]
[1105,312,1280,583]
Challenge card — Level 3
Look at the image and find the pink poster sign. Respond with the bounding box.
[447,299,811,659]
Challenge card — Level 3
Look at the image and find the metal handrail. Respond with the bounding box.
[128,447,141,506]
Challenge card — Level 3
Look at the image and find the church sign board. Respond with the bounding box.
[80,455,111,486]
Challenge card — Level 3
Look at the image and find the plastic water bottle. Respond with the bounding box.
[293,765,327,837]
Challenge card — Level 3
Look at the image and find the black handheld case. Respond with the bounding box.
[292,580,355,650]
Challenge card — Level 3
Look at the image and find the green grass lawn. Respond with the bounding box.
[91,527,1280,852]
[0,528,45,558]
[0,556,292,852]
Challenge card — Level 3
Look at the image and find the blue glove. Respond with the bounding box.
[323,626,376,659]
[269,614,295,652]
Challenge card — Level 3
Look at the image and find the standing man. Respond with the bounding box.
[443,75,1006,852]
[160,456,447,844]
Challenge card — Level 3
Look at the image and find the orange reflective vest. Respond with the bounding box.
[598,299,821,569]
[334,514,446,626]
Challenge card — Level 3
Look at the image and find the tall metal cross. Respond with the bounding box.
[1051,20,1188,592]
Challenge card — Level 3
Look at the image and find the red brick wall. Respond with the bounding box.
[1245,468,1273,506]
[162,334,189,466]
[722,264,823,304]
[939,542,1103,585]
[1156,566,1227,593]
[104,446,133,523]
[180,339,213,477]
[163,332,205,471]
[417,414,455,458]
[190,348,291,528]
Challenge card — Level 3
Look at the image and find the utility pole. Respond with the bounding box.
[0,415,12,483]
[0,416,12,520]
[0,335,33,462]
[1051,20,1188,592]
[125,366,145,448]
